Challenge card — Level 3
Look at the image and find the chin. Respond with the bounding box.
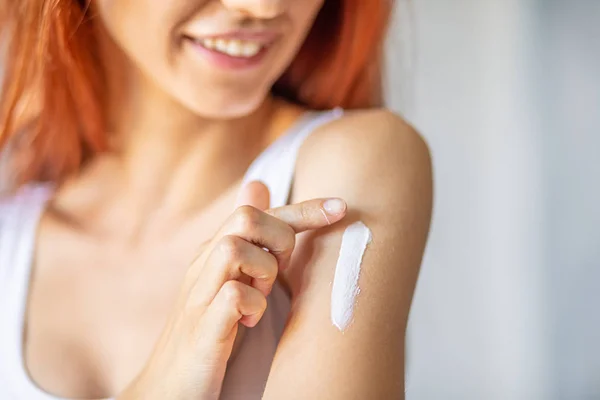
[183,88,268,120]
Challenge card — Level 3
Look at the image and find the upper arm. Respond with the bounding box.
[262,110,433,399]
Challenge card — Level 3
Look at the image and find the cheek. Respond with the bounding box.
[279,0,325,65]
[94,0,178,67]
[289,0,325,37]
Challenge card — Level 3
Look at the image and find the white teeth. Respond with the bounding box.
[203,38,215,49]
[215,39,228,53]
[227,40,242,55]
[242,42,261,57]
[197,38,262,58]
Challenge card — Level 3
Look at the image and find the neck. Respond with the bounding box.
[56,27,302,239]
[107,71,279,214]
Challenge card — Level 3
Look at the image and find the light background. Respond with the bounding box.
[386,1,600,399]
[1,1,598,399]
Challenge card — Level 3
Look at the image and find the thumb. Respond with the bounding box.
[236,181,270,210]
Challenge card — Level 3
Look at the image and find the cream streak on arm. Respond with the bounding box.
[330,221,372,331]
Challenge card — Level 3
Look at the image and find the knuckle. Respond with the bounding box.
[266,254,279,277]
[254,296,268,316]
[256,257,277,282]
[222,281,245,305]
[299,203,311,221]
[259,293,268,310]
[235,205,261,232]
[218,235,243,261]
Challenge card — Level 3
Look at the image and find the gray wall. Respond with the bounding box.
[387,1,600,398]
[535,1,600,398]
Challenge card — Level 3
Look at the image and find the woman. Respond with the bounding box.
[0,0,432,399]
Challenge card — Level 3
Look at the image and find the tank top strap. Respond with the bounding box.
[241,108,344,208]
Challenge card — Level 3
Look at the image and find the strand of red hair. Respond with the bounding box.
[0,0,393,187]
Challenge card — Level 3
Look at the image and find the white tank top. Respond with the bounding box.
[0,109,343,400]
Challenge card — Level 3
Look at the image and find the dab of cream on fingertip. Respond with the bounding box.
[331,221,372,332]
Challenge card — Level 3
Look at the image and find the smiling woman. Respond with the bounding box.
[0,0,389,185]
[0,1,431,400]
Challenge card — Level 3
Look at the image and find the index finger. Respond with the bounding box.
[265,198,347,233]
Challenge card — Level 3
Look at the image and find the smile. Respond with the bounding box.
[191,38,264,58]
[183,31,278,70]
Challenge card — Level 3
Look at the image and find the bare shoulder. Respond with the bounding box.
[320,108,426,141]
[294,108,433,217]
[302,108,430,162]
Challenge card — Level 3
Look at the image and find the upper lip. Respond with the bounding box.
[183,30,281,45]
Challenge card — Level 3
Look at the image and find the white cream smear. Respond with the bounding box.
[331,221,372,331]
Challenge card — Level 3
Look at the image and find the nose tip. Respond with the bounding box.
[221,0,286,19]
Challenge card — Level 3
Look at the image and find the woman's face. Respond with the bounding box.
[94,0,324,118]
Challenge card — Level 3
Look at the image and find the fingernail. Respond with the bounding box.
[323,198,346,216]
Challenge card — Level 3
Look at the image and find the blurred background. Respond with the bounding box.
[387,1,600,399]
[1,1,598,399]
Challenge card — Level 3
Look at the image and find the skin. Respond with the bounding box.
[19,0,432,399]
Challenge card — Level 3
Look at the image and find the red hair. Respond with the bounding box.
[0,0,393,185]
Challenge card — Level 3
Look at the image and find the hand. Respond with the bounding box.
[118,182,347,400]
